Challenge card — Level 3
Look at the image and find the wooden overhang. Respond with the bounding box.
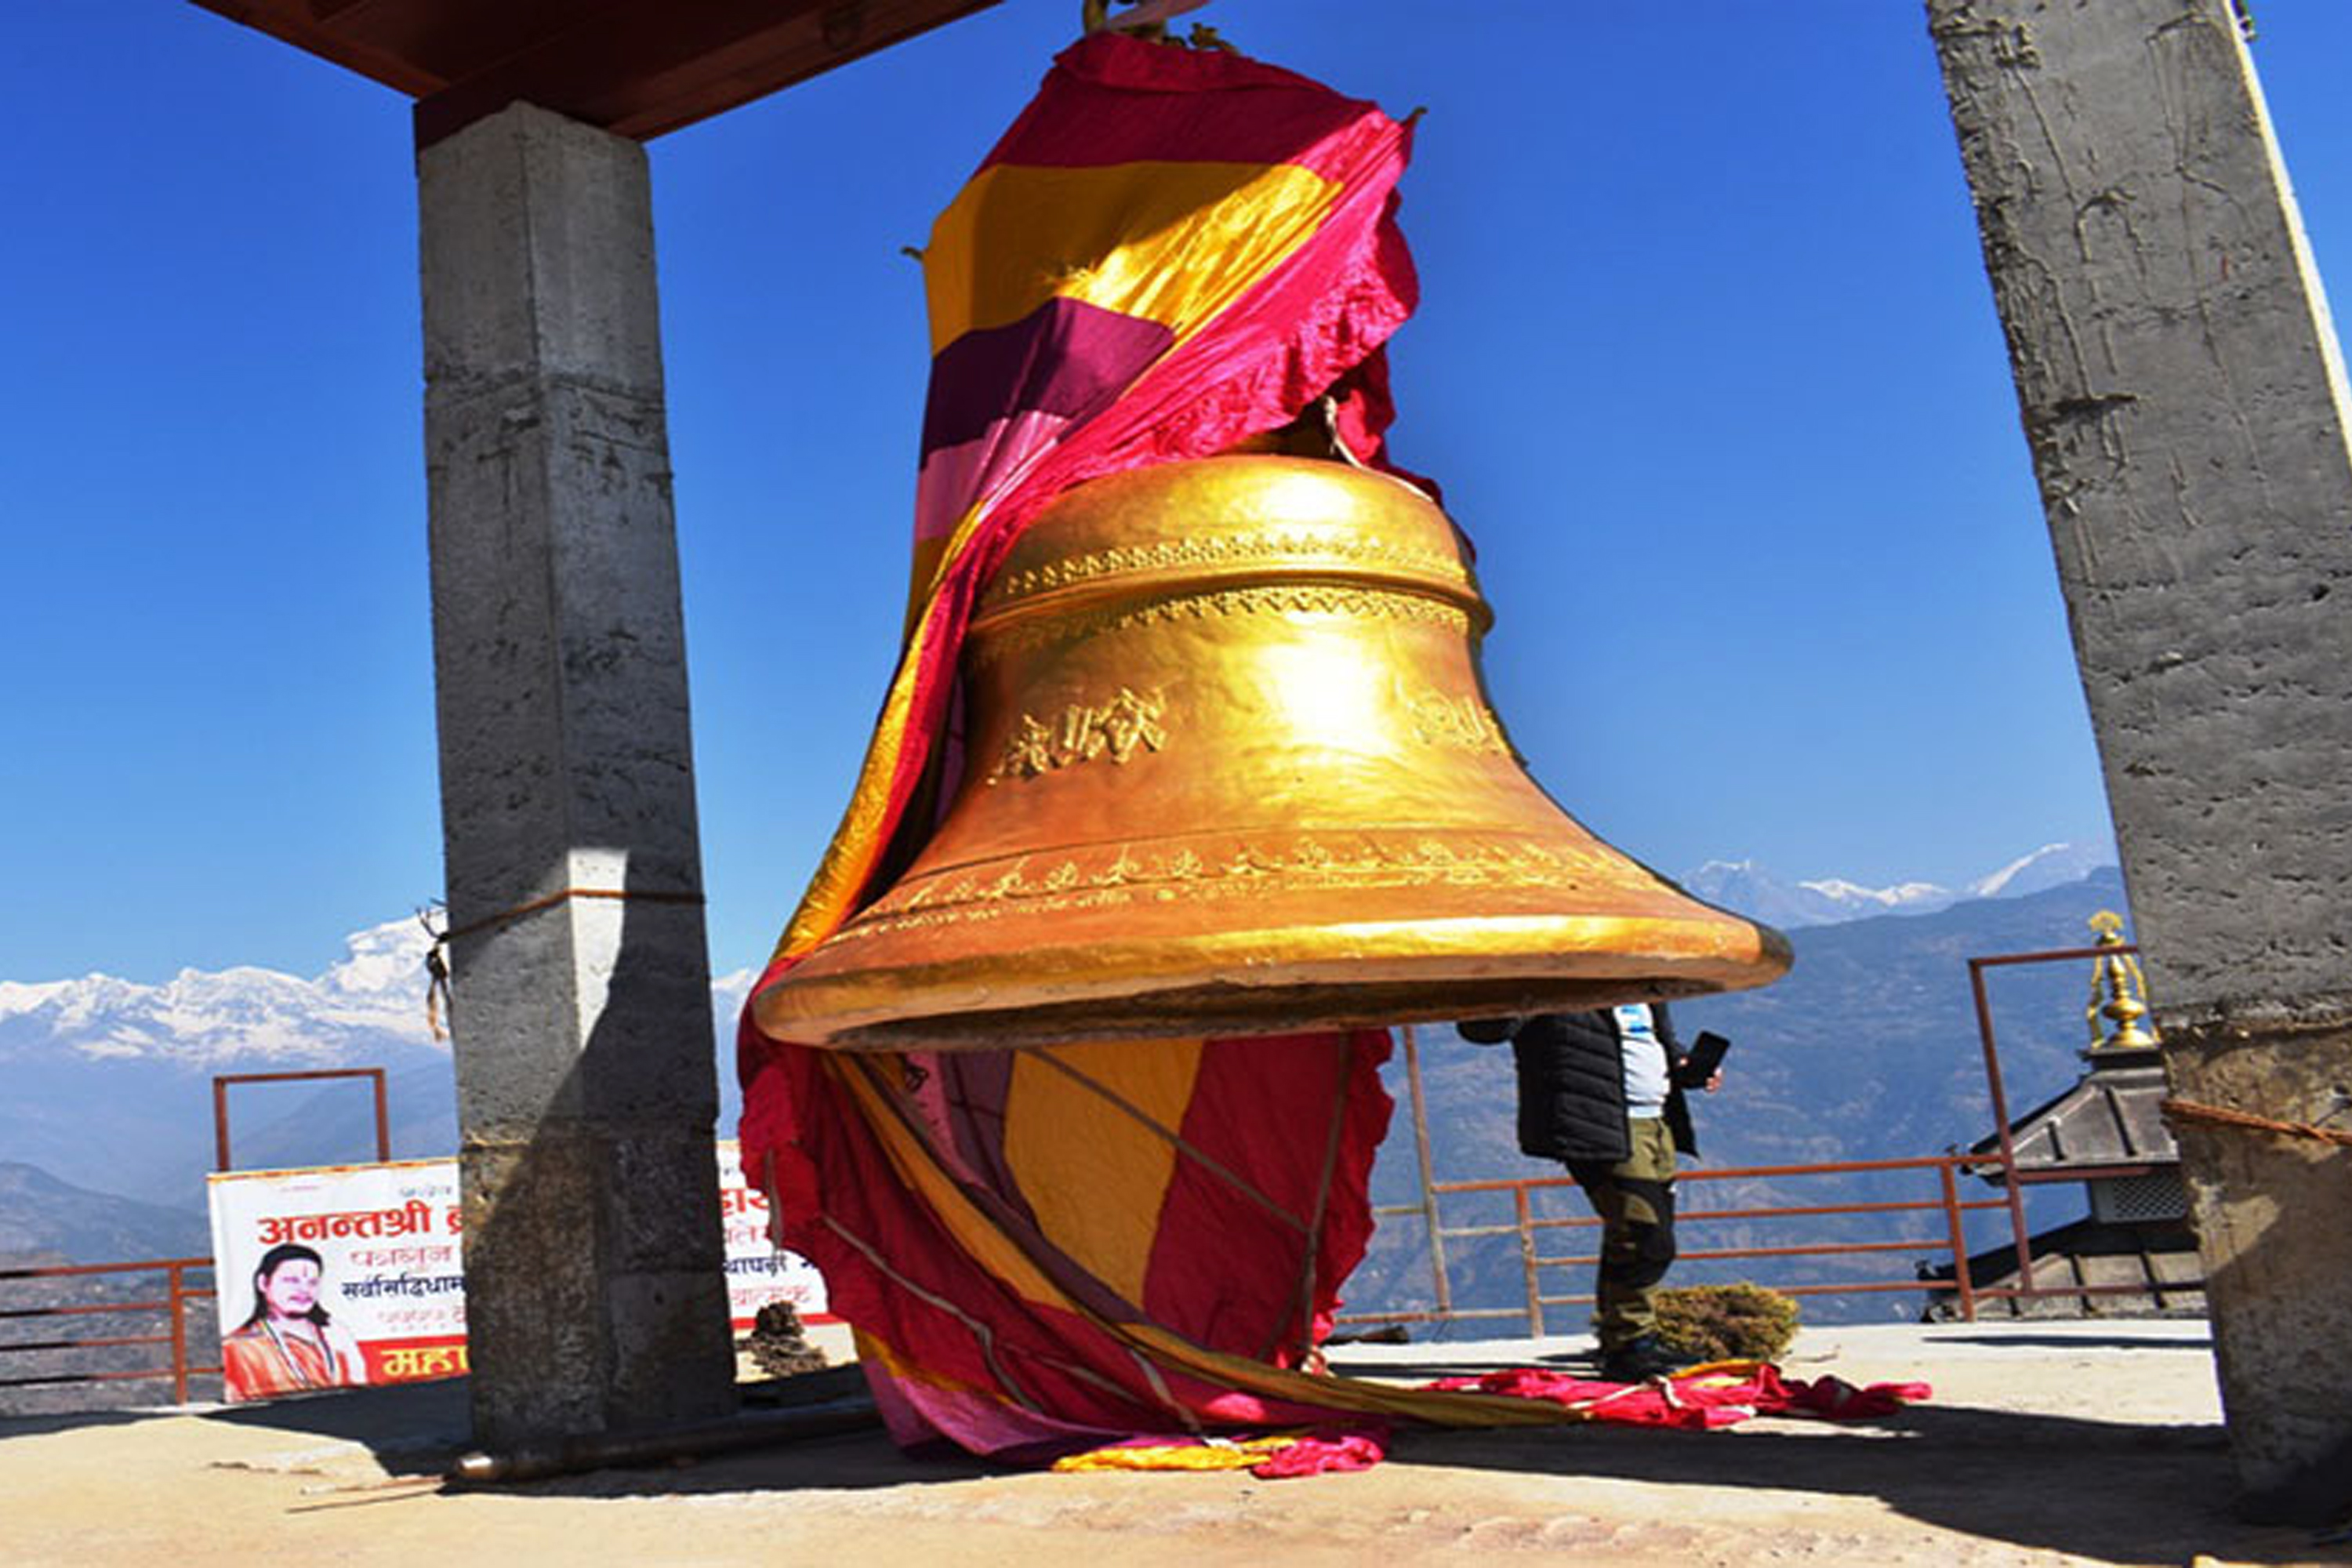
[189,0,1006,147]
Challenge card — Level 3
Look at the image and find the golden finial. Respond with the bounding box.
[2085,909,2160,1054]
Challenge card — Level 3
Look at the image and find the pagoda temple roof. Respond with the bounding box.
[1969,1051,2178,1179]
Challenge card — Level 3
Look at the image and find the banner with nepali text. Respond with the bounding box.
[205,1142,822,1402]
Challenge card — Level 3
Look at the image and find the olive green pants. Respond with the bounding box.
[1565,1116,1680,1353]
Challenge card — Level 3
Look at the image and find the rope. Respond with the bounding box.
[2161,1096,2352,1150]
[437,886,706,945]
[418,887,707,1040]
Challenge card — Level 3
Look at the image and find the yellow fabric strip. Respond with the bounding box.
[926,161,1341,354]
[1051,1434,1300,1473]
[903,535,953,632]
[855,1324,999,1404]
[828,1050,1589,1432]
[833,1054,1069,1309]
[767,602,949,967]
[1004,1041,1206,1305]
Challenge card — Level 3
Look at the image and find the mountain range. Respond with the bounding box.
[0,841,2116,1280]
[0,917,757,1210]
[1679,841,2112,928]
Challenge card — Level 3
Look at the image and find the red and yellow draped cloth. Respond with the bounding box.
[736,34,1538,1459]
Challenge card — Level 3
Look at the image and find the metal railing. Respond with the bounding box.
[1343,1007,2209,1334]
[0,1258,218,1406]
[1348,1152,2013,1334]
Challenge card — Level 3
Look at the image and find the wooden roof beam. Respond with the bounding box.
[185,0,1007,146]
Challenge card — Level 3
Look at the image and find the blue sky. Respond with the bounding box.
[7,2,2350,985]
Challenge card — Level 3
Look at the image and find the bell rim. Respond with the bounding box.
[753,911,1791,1051]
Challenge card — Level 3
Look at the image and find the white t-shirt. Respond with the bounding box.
[1613,1004,1672,1120]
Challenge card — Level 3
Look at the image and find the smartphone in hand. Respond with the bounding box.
[1681,1030,1731,1083]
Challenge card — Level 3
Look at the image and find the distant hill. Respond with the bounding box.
[0,1162,208,1265]
[0,1164,221,1417]
[1352,867,2134,1330]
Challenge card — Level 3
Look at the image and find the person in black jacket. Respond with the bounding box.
[1459,1003,1725,1382]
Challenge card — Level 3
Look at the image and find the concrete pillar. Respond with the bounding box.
[1930,0,2352,1522]
[419,101,735,1445]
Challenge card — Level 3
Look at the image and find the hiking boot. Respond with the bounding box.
[1597,1334,1695,1384]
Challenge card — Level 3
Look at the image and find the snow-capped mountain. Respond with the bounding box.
[0,918,753,1211]
[0,917,445,1070]
[1681,841,2117,928]
[1679,860,1957,927]
[1965,841,2114,900]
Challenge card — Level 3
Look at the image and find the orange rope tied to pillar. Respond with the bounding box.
[2161,1096,2352,1150]
[419,888,708,1040]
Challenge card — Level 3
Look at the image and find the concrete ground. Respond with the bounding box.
[2,1320,2341,1567]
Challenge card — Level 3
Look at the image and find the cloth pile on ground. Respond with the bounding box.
[1048,1363,1934,1478]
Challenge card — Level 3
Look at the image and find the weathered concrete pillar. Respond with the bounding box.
[1930,0,2352,1522]
[419,100,735,1445]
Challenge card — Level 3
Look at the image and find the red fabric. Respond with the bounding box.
[745,1030,1406,1458]
[1250,1430,1389,1479]
[1777,1370,1934,1419]
[1140,1033,1394,1362]
[1425,1363,1933,1432]
[976,34,1411,183]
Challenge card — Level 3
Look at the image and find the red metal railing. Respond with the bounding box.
[0,1258,218,1406]
[1348,1152,2012,1334]
[1345,997,2208,1334]
[1963,942,2162,1298]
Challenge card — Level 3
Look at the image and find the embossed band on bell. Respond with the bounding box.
[756,455,1790,1049]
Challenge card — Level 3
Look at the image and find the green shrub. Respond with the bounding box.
[1652,1283,1800,1363]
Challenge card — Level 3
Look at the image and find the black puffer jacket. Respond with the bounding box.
[1460,1005,1698,1165]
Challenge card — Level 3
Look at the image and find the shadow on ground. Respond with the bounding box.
[1388,1403,2294,1565]
[499,1394,2332,1563]
[16,1352,2321,1562]
[212,1374,2319,1566]
[1926,1331,2214,1352]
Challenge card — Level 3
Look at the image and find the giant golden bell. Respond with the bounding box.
[756,455,1789,1048]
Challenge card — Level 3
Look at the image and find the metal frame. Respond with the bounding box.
[5,1067,396,1410]
[1356,1145,2007,1334]
[212,1067,390,1172]
[13,1064,398,1406]
[1965,942,2203,1312]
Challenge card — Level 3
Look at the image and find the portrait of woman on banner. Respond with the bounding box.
[220,1241,370,1400]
